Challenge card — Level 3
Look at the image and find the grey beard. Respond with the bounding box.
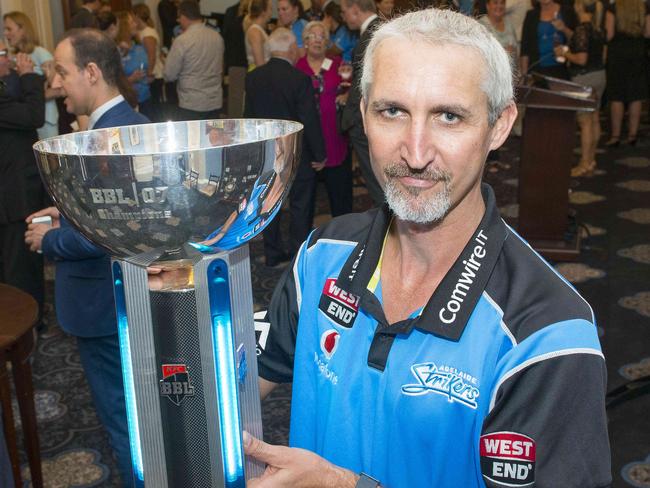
[383,164,452,224]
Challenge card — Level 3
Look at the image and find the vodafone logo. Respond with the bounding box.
[320,329,340,359]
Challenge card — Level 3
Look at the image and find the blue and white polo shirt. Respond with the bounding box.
[257,184,611,488]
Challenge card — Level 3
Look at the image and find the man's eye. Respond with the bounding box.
[440,112,460,123]
[380,107,403,118]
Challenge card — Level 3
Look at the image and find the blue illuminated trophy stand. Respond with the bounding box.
[32,119,303,487]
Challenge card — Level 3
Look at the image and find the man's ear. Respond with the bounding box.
[488,102,517,151]
[360,97,367,135]
[85,62,102,85]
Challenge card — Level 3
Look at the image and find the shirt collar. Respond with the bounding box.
[271,55,294,66]
[360,14,378,35]
[335,183,508,342]
[88,95,125,130]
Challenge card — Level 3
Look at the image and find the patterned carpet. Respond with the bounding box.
[7,117,650,487]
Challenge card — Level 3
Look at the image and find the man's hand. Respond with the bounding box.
[26,207,61,228]
[15,53,35,76]
[24,207,61,253]
[244,432,359,488]
[311,160,326,172]
[25,223,51,252]
[551,18,566,33]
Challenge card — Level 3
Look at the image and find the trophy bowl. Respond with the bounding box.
[33,119,303,262]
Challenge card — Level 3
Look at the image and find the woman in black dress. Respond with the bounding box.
[604,0,650,146]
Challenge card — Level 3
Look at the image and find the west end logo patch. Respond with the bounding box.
[318,278,360,328]
[480,432,536,487]
[159,364,195,406]
[401,362,480,409]
[320,329,340,359]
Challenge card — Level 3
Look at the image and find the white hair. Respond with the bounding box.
[268,27,297,53]
[361,8,514,125]
[302,20,328,42]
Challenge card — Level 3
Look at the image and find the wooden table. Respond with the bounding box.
[0,283,43,488]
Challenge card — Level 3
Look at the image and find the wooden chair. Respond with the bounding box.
[0,284,43,488]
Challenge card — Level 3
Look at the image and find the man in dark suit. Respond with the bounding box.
[0,45,45,315]
[244,27,326,267]
[24,29,148,488]
[70,0,100,29]
[0,46,44,488]
[340,0,382,206]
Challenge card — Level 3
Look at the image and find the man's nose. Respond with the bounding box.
[51,72,62,90]
[400,119,436,170]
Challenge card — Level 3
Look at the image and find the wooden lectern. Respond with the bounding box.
[517,74,597,261]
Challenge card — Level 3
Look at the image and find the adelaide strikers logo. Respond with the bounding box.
[159,364,195,406]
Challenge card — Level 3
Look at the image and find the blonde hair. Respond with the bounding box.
[116,11,136,45]
[614,0,646,36]
[3,11,39,54]
[576,0,603,30]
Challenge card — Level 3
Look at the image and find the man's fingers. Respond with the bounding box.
[243,431,283,467]
[26,207,58,223]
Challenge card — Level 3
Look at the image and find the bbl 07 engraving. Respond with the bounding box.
[159,364,195,406]
[89,186,170,220]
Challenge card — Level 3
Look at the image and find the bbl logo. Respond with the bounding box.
[159,364,195,406]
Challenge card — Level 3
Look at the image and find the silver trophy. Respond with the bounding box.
[33,119,303,487]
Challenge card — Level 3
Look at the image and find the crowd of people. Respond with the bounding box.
[0,0,649,486]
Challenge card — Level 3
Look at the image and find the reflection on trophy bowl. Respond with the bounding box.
[33,119,303,261]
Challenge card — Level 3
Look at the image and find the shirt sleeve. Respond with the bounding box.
[479,344,611,487]
[41,221,106,261]
[0,73,45,130]
[520,11,535,58]
[571,24,590,53]
[256,240,309,384]
[163,37,183,82]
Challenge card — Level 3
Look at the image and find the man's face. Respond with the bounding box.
[340,0,361,30]
[0,42,11,78]
[486,0,506,18]
[361,39,515,225]
[277,0,298,27]
[178,14,188,31]
[52,39,93,116]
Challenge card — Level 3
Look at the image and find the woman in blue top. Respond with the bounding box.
[116,11,152,118]
[3,11,60,140]
[277,0,309,56]
[520,0,577,79]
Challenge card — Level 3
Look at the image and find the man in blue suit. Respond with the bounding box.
[24,29,148,487]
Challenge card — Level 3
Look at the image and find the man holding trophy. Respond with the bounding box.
[29,8,610,488]
[26,29,148,487]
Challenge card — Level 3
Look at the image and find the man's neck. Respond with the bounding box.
[387,185,486,278]
[271,54,294,65]
[89,88,121,115]
[186,20,203,29]
[359,12,376,27]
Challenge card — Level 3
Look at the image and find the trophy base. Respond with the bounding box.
[112,246,263,487]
